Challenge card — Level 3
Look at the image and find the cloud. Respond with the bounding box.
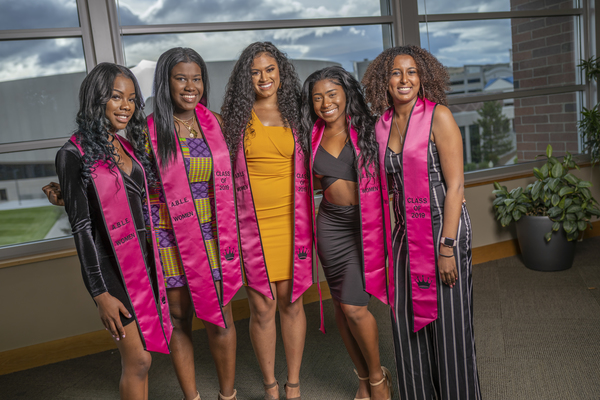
[420,19,511,67]
[0,38,86,82]
[121,25,384,73]
[117,0,381,24]
[0,0,78,30]
[417,0,511,14]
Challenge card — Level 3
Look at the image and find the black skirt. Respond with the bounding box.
[316,197,370,306]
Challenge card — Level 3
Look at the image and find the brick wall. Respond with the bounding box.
[511,0,578,161]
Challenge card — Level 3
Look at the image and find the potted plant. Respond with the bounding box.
[492,144,600,271]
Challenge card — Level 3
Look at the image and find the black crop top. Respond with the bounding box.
[313,140,358,191]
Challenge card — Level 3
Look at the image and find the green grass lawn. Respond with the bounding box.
[0,206,65,246]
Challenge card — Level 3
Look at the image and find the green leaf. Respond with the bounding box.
[552,194,561,206]
[531,181,542,199]
[501,215,512,227]
[493,197,505,206]
[558,187,574,197]
[563,220,575,233]
[581,187,592,200]
[516,205,528,213]
[504,198,515,206]
[533,168,544,179]
[544,231,552,242]
[588,208,600,216]
[548,207,563,218]
[577,221,588,232]
[493,182,502,190]
[578,181,592,188]
[540,163,549,178]
[566,213,576,221]
[512,210,522,221]
[564,173,579,185]
[547,178,560,192]
[567,231,579,241]
[546,144,553,157]
[552,222,561,231]
[510,187,523,198]
[551,162,564,178]
[567,205,582,213]
[564,198,573,209]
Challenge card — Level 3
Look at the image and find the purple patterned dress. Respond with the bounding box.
[147,136,221,288]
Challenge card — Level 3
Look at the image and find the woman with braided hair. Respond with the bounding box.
[362,45,481,400]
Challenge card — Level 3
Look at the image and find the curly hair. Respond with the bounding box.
[220,42,302,157]
[362,45,449,116]
[75,62,155,185]
[153,47,210,167]
[300,66,378,176]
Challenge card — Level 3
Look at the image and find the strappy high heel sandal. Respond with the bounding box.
[284,381,301,400]
[263,380,279,400]
[353,369,371,400]
[217,389,237,400]
[369,366,392,400]
[183,392,200,400]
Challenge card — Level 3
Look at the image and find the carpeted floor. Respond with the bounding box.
[2,237,600,399]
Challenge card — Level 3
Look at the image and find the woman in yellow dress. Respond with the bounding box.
[221,42,312,400]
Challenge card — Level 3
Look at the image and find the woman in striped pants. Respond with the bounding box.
[362,45,482,400]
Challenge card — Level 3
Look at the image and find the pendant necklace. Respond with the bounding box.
[173,115,199,138]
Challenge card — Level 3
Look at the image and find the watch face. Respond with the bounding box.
[443,237,456,246]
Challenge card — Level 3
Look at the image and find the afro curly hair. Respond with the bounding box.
[362,45,449,116]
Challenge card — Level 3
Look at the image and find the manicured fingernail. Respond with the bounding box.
[116,337,120,341]
[122,334,126,338]
[127,314,131,318]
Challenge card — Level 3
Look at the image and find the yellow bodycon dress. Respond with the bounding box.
[244,111,294,282]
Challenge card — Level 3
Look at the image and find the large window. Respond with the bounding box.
[419,0,586,171]
[0,0,89,254]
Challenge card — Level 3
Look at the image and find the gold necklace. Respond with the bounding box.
[324,125,347,138]
[173,115,199,138]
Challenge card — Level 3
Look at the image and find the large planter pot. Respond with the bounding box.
[515,215,576,271]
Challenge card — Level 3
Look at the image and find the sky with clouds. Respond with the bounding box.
[0,0,562,83]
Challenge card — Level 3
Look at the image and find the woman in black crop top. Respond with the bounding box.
[300,66,392,400]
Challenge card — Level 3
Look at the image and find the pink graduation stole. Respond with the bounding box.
[146,104,243,329]
[310,119,389,306]
[375,98,438,332]
[233,121,317,311]
[71,134,172,353]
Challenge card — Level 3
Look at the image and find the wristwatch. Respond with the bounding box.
[440,237,457,247]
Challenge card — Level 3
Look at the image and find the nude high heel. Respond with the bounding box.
[353,369,371,400]
[284,381,301,400]
[369,366,392,400]
[217,389,237,400]
[263,380,279,400]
